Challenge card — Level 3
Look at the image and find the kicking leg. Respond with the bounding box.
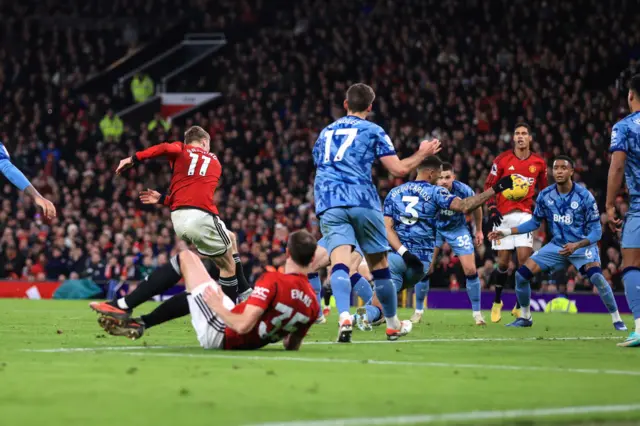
[459,253,484,325]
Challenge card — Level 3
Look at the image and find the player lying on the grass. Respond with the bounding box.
[352,156,515,330]
[411,162,485,325]
[489,156,626,330]
[98,230,320,350]
[308,237,373,325]
[607,72,640,347]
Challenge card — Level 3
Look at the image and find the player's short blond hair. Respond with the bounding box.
[184,126,210,144]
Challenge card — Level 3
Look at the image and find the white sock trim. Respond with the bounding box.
[116,298,129,310]
[415,309,424,314]
[611,311,622,323]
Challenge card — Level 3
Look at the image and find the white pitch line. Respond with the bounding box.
[115,351,640,377]
[246,403,640,426]
[22,335,620,353]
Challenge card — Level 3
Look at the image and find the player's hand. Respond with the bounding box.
[419,139,442,157]
[115,157,134,175]
[487,230,506,241]
[35,196,56,220]
[475,231,484,247]
[488,205,503,228]
[402,251,424,273]
[139,189,161,204]
[492,175,514,193]
[559,242,580,257]
[203,285,225,314]
[606,205,622,233]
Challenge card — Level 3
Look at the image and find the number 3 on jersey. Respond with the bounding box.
[323,128,358,163]
[188,153,211,176]
[401,196,419,225]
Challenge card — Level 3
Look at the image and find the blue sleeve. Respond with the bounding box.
[585,193,601,223]
[0,158,31,191]
[533,194,546,220]
[463,183,475,199]
[584,218,602,245]
[373,128,396,159]
[383,193,395,217]
[515,216,542,234]
[609,122,627,153]
[435,187,456,210]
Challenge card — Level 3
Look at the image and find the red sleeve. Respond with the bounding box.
[245,273,277,310]
[538,159,548,190]
[135,141,183,161]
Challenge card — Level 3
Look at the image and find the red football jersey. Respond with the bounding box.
[224,271,320,350]
[484,150,548,215]
[135,141,221,215]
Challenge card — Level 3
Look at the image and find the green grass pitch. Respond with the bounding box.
[0,299,638,426]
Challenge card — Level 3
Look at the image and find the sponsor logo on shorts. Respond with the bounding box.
[252,286,270,301]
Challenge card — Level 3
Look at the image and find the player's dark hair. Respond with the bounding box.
[346,83,375,113]
[288,230,317,267]
[441,162,453,172]
[554,155,574,168]
[513,122,532,135]
[629,74,640,97]
[417,156,443,171]
[184,126,210,144]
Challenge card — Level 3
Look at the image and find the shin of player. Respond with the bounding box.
[484,123,548,323]
[491,156,625,329]
[313,83,441,342]
[607,73,640,347]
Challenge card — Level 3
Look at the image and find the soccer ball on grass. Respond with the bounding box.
[502,174,531,201]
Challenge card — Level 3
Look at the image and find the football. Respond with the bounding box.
[502,174,531,201]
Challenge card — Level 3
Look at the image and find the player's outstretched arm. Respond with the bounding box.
[450,175,514,214]
[488,216,541,241]
[203,286,265,334]
[606,151,626,231]
[0,159,56,219]
[116,142,183,175]
[380,139,441,177]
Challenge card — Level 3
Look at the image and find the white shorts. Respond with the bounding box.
[171,209,231,257]
[491,212,534,250]
[187,281,235,350]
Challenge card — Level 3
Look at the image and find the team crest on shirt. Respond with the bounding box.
[529,165,537,173]
[571,201,579,209]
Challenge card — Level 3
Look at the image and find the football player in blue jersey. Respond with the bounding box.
[307,237,373,325]
[490,156,625,329]
[607,73,640,347]
[0,141,56,219]
[353,156,514,330]
[312,83,442,342]
[411,162,485,325]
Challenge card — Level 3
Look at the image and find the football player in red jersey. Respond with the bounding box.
[483,123,548,322]
[99,230,320,351]
[90,126,251,327]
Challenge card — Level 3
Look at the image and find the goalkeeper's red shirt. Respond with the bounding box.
[134,141,221,215]
[484,150,548,215]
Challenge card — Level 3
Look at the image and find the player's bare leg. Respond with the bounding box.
[366,252,412,340]
[330,244,356,342]
[212,248,239,302]
[513,246,533,318]
[459,253,484,325]
[506,258,541,327]
[619,248,640,347]
[491,249,511,323]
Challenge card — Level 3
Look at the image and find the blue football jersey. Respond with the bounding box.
[610,111,640,213]
[383,181,456,260]
[436,180,475,231]
[0,142,10,161]
[533,183,600,246]
[313,116,396,215]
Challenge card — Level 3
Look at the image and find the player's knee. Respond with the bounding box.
[515,265,533,282]
[585,266,602,279]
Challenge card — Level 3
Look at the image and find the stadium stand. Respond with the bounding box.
[0,0,639,299]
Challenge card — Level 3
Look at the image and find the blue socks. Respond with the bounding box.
[351,273,373,304]
[308,272,323,318]
[515,266,533,317]
[466,273,481,312]
[623,267,640,321]
[365,305,382,323]
[330,264,351,314]
[586,267,618,314]
[414,276,430,310]
[372,268,397,319]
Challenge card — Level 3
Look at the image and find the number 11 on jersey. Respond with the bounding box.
[188,153,211,176]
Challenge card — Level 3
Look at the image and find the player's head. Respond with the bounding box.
[287,230,317,268]
[416,156,443,184]
[344,83,375,115]
[439,162,454,191]
[628,73,640,112]
[184,126,211,152]
[513,122,532,151]
[552,155,574,184]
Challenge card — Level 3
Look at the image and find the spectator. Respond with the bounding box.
[148,113,171,133]
[46,248,68,280]
[131,73,154,104]
[99,109,124,142]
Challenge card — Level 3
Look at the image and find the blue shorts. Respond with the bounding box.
[319,207,389,256]
[317,236,364,258]
[388,251,432,293]
[621,213,640,249]
[436,227,474,257]
[531,242,600,273]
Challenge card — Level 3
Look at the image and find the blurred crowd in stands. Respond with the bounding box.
[0,0,639,297]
